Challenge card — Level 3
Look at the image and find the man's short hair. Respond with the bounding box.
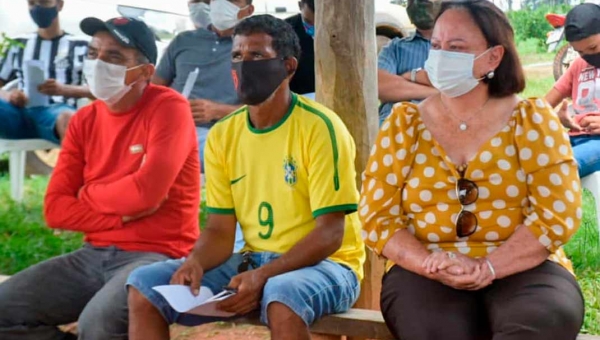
[234,14,301,61]
[300,0,315,12]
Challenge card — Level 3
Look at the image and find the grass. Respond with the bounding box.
[517,38,557,66]
[522,72,555,100]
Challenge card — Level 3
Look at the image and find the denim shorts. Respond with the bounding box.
[126,252,360,326]
[0,99,74,144]
[570,135,600,177]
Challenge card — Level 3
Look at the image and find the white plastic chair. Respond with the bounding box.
[1,79,59,202]
[581,171,600,232]
[0,139,58,201]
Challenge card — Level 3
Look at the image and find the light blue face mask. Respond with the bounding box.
[424,48,492,98]
[189,2,211,29]
[302,18,315,38]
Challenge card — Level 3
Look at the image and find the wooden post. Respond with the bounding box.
[314,0,385,314]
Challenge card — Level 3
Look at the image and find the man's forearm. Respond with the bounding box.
[257,221,344,280]
[378,70,437,102]
[62,85,94,100]
[214,103,243,120]
[191,225,237,271]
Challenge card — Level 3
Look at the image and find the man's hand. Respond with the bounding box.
[170,257,204,296]
[190,99,220,124]
[556,100,582,132]
[578,114,600,135]
[8,89,28,108]
[121,196,167,223]
[122,205,161,223]
[38,79,66,96]
[217,269,268,315]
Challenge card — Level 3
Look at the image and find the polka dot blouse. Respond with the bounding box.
[359,99,582,273]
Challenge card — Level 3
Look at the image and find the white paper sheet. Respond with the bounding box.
[23,60,49,108]
[152,285,236,317]
[181,68,200,99]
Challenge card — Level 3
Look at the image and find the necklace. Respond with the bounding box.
[440,95,491,131]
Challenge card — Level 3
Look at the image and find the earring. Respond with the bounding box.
[486,70,495,79]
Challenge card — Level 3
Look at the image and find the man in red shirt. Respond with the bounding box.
[0,16,199,340]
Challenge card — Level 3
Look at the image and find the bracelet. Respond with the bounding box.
[484,258,496,279]
[410,68,422,82]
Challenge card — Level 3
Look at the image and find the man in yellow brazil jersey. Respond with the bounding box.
[126,14,366,340]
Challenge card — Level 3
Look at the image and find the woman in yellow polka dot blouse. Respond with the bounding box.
[360,1,585,339]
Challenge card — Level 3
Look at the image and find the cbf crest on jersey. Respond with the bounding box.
[283,156,297,187]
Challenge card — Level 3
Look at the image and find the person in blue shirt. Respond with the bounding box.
[377,0,441,124]
[152,0,254,172]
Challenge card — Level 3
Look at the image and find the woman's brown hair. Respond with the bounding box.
[437,0,526,97]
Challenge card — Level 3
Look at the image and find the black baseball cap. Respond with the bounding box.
[80,17,158,64]
[565,3,600,42]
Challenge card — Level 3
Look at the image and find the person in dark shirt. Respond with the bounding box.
[285,0,315,95]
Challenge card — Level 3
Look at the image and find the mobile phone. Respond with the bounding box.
[222,286,238,294]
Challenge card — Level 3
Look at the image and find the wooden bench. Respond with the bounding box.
[1,275,599,340]
[233,308,394,340]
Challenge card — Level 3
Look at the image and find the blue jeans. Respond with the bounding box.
[570,135,600,177]
[0,99,74,144]
[126,252,360,326]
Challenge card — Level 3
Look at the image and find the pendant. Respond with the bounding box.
[459,122,468,131]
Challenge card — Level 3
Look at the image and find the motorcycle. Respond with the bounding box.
[545,12,578,81]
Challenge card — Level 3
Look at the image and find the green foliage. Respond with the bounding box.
[521,73,555,98]
[0,33,24,59]
[507,5,572,50]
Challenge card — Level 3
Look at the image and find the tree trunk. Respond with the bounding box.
[314,0,384,313]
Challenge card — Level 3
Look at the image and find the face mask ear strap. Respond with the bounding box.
[475,46,495,60]
[125,64,149,86]
[475,70,495,81]
[126,64,145,72]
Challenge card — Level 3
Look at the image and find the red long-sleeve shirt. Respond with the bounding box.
[44,84,200,258]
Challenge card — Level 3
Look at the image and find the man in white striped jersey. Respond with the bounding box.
[0,0,91,144]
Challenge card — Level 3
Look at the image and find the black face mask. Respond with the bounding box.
[231,58,289,106]
[583,53,600,68]
[29,5,59,29]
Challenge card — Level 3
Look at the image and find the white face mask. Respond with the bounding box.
[83,58,143,106]
[424,48,491,98]
[189,2,211,29]
[209,0,247,31]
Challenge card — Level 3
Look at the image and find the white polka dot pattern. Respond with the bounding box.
[359,100,581,273]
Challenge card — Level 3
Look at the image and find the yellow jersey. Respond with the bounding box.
[205,93,366,280]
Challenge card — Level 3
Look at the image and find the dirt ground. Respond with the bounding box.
[524,64,553,78]
[171,323,270,340]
